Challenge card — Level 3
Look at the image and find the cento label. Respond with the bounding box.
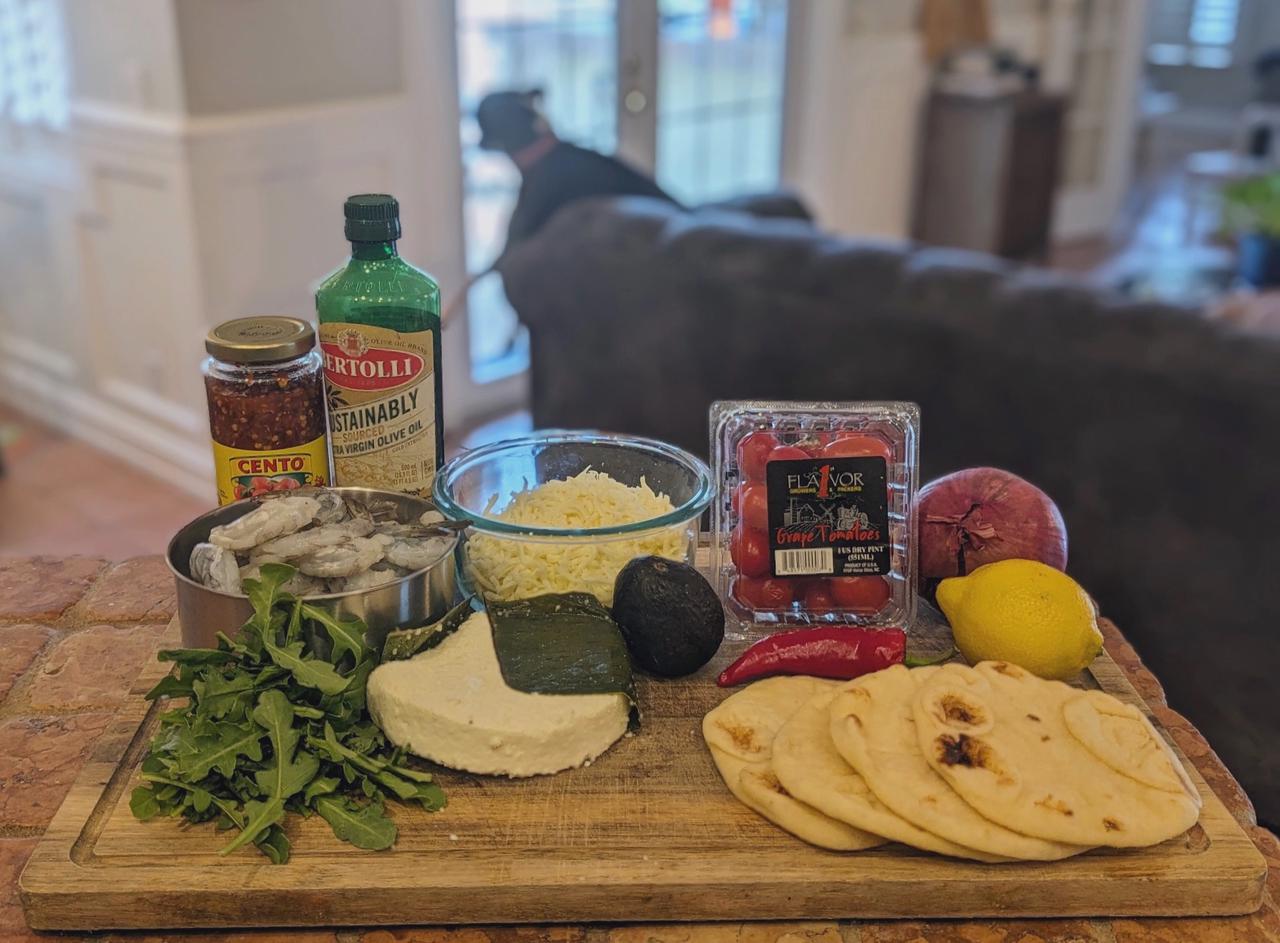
[764,456,890,577]
[212,435,328,505]
[319,322,439,496]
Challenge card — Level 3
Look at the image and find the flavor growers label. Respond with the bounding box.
[319,323,438,496]
[212,435,328,505]
[764,457,890,577]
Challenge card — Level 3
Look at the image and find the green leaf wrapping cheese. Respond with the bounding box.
[487,593,639,728]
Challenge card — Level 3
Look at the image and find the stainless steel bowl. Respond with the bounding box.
[166,487,458,649]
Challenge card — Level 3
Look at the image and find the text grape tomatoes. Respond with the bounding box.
[737,432,778,482]
[737,483,768,532]
[730,526,771,579]
[734,576,795,610]
[830,575,891,611]
[819,433,893,461]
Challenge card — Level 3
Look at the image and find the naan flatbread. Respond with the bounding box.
[704,677,884,851]
[913,662,1200,847]
[830,665,1088,861]
[772,689,1007,861]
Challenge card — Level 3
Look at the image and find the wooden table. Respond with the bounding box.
[2,554,1278,942]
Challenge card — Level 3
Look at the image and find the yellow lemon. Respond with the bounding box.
[935,559,1103,681]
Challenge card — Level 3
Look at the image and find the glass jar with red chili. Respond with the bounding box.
[203,316,329,505]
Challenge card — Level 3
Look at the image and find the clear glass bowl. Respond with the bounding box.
[433,430,714,606]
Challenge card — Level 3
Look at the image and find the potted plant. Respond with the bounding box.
[1222,171,1280,288]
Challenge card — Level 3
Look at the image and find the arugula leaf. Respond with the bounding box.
[255,826,291,864]
[382,597,474,662]
[158,648,237,667]
[220,690,314,856]
[244,563,294,624]
[263,636,350,695]
[303,775,341,804]
[132,564,446,862]
[221,797,286,856]
[129,786,161,820]
[145,673,195,701]
[176,723,264,780]
[301,604,367,664]
[314,796,397,851]
[193,670,258,719]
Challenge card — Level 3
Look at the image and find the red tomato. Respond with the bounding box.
[830,576,892,611]
[734,576,796,610]
[738,483,769,532]
[737,432,778,482]
[801,580,836,615]
[249,476,274,495]
[820,433,893,461]
[273,477,301,491]
[731,526,771,578]
[767,445,810,464]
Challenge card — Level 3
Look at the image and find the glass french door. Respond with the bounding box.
[454,0,789,395]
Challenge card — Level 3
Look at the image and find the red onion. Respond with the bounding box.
[917,467,1067,584]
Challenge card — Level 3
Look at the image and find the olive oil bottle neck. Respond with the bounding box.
[350,240,399,262]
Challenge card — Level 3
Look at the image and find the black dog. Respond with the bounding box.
[477,89,678,262]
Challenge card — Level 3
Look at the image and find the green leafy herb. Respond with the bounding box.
[314,795,397,851]
[381,596,475,662]
[131,564,444,863]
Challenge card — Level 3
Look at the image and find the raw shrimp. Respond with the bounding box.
[335,567,401,592]
[208,496,320,551]
[311,489,350,525]
[295,537,386,578]
[238,562,324,596]
[383,536,453,572]
[252,518,375,561]
[190,543,243,594]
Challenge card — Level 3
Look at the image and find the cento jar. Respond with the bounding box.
[203,316,328,505]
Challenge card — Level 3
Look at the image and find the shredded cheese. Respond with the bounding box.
[465,469,690,606]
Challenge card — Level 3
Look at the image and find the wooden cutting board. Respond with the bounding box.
[20,617,1267,931]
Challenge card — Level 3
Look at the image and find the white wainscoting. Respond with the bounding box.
[0,94,443,500]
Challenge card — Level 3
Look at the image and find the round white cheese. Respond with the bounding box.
[368,610,630,777]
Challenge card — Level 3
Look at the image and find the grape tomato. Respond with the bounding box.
[738,483,769,532]
[737,432,777,482]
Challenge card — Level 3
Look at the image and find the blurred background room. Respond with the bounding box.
[0,0,1278,823]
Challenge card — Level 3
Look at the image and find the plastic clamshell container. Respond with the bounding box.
[710,400,919,631]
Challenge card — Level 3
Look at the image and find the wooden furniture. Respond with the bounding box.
[2,554,1278,941]
[913,90,1066,260]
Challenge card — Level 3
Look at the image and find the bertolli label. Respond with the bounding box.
[319,323,438,495]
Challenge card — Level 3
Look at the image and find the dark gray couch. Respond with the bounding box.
[498,196,1280,827]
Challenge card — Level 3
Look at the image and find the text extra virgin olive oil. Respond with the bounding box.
[316,195,444,496]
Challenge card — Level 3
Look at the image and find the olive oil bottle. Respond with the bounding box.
[315,194,444,496]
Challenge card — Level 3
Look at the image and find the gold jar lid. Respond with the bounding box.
[205,316,315,364]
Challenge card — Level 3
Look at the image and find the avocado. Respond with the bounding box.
[611,556,725,678]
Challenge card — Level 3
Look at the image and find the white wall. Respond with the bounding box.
[782,1,928,238]
[63,0,186,112]
[0,0,467,499]
[174,0,404,115]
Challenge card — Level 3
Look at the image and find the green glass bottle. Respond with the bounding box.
[315,194,444,496]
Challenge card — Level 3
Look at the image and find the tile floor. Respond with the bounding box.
[0,406,209,559]
[0,404,534,560]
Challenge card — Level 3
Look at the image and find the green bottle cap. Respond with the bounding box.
[344,193,401,242]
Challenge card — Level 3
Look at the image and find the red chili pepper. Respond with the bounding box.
[717,626,908,687]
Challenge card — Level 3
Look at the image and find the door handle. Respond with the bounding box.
[624,89,648,114]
